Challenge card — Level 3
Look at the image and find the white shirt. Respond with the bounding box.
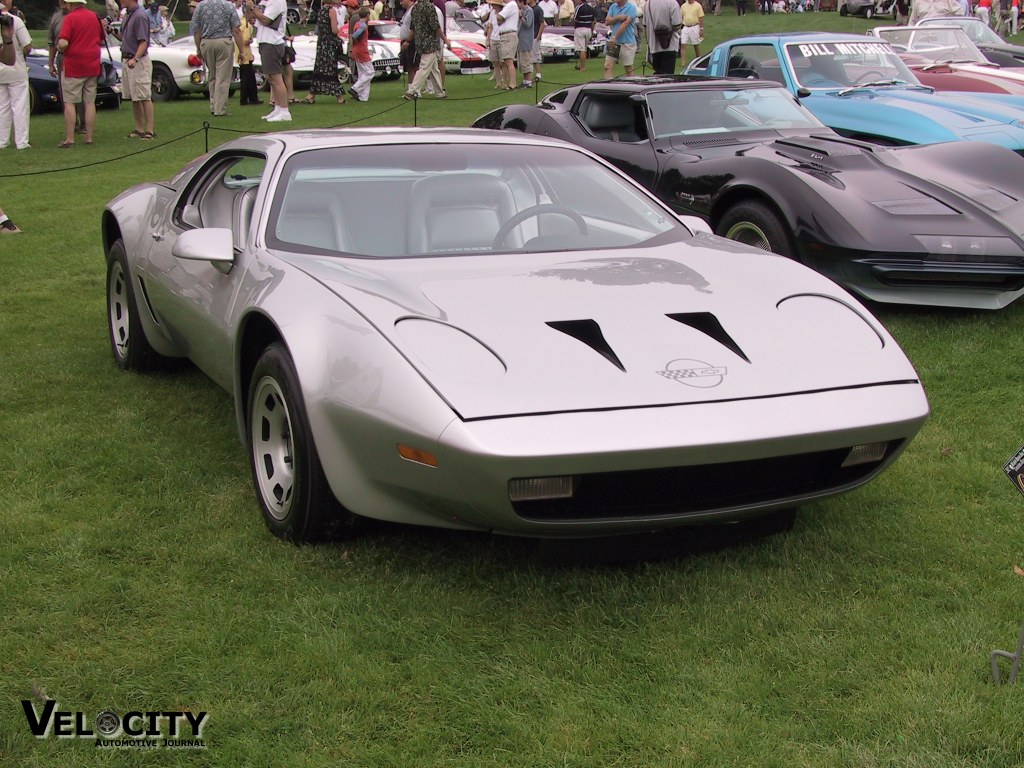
[254,0,287,45]
[539,0,558,17]
[496,0,519,32]
[0,15,31,85]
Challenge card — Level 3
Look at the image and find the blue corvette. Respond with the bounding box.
[687,33,1024,153]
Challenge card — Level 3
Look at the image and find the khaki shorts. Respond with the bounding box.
[573,27,592,51]
[123,55,153,101]
[608,42,637,67]
[517,49,534,74]
[62,76,98,104]
[497,31,517,61]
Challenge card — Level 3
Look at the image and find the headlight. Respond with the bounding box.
[871,197,957,215]
[395,318,506,384]
[914,234,1024,260]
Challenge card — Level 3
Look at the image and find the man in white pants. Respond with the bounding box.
[0,1,32,150]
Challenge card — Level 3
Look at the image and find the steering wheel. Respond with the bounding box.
[492,205,588,249]
[855,70,887,84]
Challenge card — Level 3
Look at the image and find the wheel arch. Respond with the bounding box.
[234,309,286,444]
[709,184,802,259]
[101,210,124,259]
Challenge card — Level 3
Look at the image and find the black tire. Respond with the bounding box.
[29,84,38,115]
[717,200,795,258]
[150,63,178,102]
[864,5,874,17]
[247,343,352,543]
[287,6,301,23]
[839,3,848,13]
[106,239,165,371]
[337,58,353,85]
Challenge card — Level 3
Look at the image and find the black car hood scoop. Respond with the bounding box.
[766,136,877,170]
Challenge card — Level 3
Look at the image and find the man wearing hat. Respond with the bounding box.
[0,0,32,150]
[488,0,518,90]
[57,0,104,147]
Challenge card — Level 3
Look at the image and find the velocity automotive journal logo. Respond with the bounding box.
[21,700,208,749]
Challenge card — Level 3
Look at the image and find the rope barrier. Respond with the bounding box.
[0,72,602,178]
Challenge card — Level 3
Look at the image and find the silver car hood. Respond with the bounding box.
[284,241,920,420]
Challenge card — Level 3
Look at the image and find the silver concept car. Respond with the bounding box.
[102,129,929,542]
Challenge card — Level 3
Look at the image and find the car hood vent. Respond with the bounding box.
[674,136,743,149]
[667,312,749,363]
[547,319,626,372]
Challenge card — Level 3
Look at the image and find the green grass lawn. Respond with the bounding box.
[4,11,1024,767]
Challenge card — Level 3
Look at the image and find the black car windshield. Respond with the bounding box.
[785,41,920,89]
[647,88,823,138]
[268,143,678,258]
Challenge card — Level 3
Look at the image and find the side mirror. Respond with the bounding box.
[677,214,713,235]
[796,87,812,98]
[172,228,235,272]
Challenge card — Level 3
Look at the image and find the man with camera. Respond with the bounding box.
[0,1,32,150]
[57,0,104,147]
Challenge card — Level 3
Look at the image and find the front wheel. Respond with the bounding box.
[864,5,874,17]
[247,343,353,543]
[106,239,166,371]
[717,200,794,258]
[150,62,178,102]
[839,3,849,14]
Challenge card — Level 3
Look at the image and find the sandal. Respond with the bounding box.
[126,129,145,138]
[302,96,316,104]
[57,141,74,149]
[288,98,301,104]
[140,131,155,140]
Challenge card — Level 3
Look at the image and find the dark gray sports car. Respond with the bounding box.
[474,76,1024,309]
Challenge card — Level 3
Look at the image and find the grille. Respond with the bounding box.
[512,442,900,521]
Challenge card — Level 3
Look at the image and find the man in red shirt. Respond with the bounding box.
[57,0,103,147]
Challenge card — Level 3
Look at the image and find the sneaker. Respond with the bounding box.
[435,91,447,99]
[519,81,533,88]
[535,73,542,80]
[261,108,281,120]
[0,219,21,234]
[266,110,292,122]
[402,92,419,100]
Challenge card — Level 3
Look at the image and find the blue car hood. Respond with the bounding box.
[804,89,1024,149]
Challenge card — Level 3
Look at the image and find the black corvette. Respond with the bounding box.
[474,76,1024,310]
[27,53,121,115]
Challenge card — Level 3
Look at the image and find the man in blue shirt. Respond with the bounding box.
[603,0,636,78]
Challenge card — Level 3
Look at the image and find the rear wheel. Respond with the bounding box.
[839,3,849,13]
[287,6,301,23]
[717,200,794,258]
[864,5,874,17]
[150,63,178,102]
[247,343,354,543]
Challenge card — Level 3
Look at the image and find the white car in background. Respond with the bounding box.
[104,36,241,102]
[447,16,576,61]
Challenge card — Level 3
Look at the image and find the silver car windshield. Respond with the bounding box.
[785,40,920,89]
[876,27,988,64]
[267,144,678,258]
[647,88,823,138]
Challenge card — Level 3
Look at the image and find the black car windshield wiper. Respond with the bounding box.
[837,79,911,96]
